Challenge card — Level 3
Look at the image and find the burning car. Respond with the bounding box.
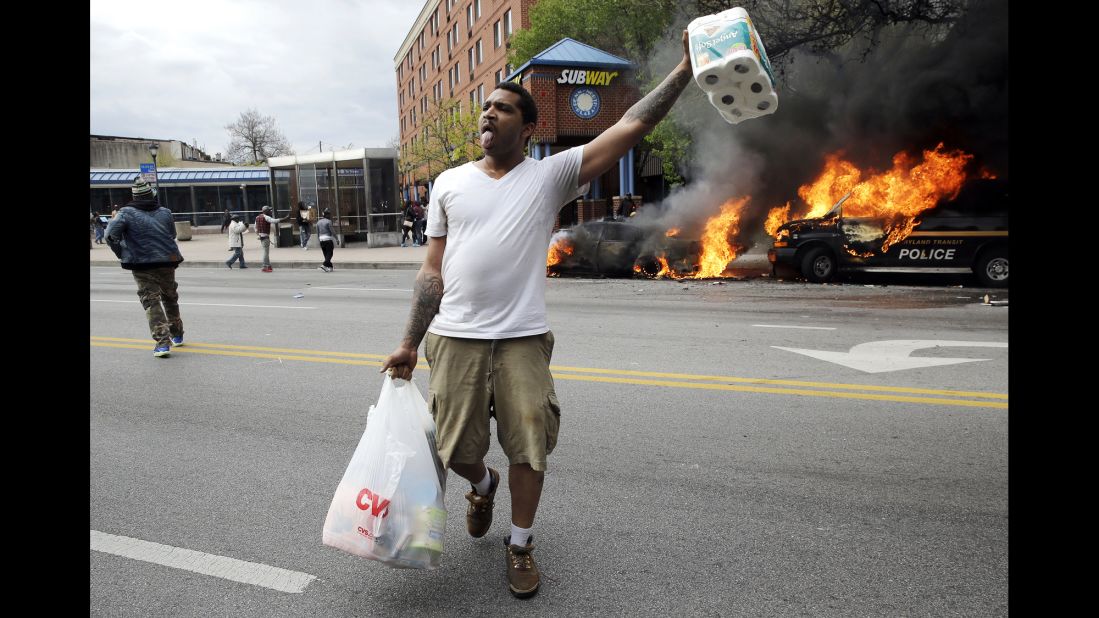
[767,178,1008,287]
[547,220,701,278]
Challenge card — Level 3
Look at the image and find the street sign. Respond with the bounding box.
[139,163,157,185]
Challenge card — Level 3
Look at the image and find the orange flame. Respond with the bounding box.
[546,236,574,268]
[768,143,975,252]
[654,255,671,277]
[692,197,748,278]
[665,228,681,237]
[765,202,791,238]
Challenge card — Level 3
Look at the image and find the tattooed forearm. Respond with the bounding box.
[401,270,443,348]
[623,64,693,127]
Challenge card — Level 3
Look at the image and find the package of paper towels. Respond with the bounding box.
[688,7,777,124]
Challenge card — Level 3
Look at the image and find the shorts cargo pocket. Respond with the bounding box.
[544,391,561,454]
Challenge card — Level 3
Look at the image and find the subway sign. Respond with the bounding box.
[556,69,619,86]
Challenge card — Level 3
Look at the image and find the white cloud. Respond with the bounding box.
[90,0,426,158]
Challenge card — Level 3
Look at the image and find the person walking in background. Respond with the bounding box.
[317,208,336,272]
[411,200,426,247]
[297,201,312,249]
[401,200,416,247]
[255,205,287,272]
[92,211,106,244]
[104,177,186,358]
[220,208,233,233]
[225,215,249,269]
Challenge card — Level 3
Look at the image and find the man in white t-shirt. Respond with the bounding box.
[381,30,695,599]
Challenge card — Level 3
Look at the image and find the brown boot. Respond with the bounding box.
[464,467,499,538]
[505,536,540,598]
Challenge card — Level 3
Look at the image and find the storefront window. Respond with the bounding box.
[193,186,222,226]
[160,186,193,220]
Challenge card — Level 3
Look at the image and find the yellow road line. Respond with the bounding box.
[550,373,1006,409]
[91,337,1007,409]
[548,364,1007,399]
[90,336,388,360]
[91,342,383,366]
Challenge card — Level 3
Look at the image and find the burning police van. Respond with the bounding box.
[767,179,1008,287]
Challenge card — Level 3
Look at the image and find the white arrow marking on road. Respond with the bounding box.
[772,340,1008,373]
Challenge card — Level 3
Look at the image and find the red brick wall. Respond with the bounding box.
[524,67,641,144]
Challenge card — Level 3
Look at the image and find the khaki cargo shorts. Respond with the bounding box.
[424,331,560,472]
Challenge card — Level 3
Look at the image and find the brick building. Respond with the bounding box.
[394,0,531,201]
[394,0,656,228]
[506,37,644,228]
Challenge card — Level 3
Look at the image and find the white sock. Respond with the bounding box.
[510,523,533,547]
[472,468,492,495]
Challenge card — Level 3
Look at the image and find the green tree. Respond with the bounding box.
[508,0,678,83]
[401,98,482,186]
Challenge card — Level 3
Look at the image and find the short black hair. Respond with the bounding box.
[494,81,538,125]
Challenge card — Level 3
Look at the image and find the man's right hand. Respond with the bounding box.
[380,345,418,380]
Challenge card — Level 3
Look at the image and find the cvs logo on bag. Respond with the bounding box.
[356,487,391,518]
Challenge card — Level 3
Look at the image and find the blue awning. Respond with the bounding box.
[506,38,635,81]
[90,167,271,185]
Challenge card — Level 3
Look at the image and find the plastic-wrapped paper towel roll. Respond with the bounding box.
[689,6,778,123]
[717,105,759,126]
[742,89,779,114]
[708,88,742,111]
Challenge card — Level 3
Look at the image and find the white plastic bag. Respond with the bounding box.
[322,375,447,569]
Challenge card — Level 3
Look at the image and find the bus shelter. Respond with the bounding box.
[267,148,401,247]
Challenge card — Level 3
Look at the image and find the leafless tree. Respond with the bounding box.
[224,108,295,165]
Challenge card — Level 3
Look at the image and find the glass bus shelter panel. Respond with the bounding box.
[315,167,336,217]
[368,159,398,214]
[336,167,367,237]
[298,164,320,207]
[273,170,292,212]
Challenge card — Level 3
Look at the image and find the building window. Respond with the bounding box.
[494,21,501,48]
[454,60,460,84]
[452,22,459,48]
[476,39,482,65]
[447,29,452,52]
[466,4,473,32]
[470,90,476,107]
[494,69,502,85]
[475,0,481,19]
[478,84,484,106]
[504,9,512,35]
[468,48,474,75]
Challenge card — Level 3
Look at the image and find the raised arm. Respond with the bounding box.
[380,235,447,379]
[578,30,693,187]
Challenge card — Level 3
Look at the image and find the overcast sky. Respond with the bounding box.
[90,0,426,160]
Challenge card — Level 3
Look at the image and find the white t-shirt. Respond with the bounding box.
[426,147,585,339]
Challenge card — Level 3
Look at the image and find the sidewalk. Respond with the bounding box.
[90,233,428,270]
